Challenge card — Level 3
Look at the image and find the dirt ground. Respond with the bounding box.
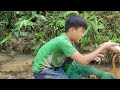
[0,53,119,79]
[0,53,34,79]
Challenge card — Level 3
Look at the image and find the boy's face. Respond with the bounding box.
[70,27,85,43]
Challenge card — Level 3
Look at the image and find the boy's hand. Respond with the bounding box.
[100,41,119,50]
[108,46,120,53]
[93,54,104,62]
[94,57,101,62]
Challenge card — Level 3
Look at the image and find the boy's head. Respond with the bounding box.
[65,14,88,43]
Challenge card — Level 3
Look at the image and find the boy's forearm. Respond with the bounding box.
[82,45,105,64]
[71,45,106,65]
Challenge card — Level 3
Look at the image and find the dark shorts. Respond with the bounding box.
[33,67,69,79]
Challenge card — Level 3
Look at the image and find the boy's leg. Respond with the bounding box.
[34,67,69,79]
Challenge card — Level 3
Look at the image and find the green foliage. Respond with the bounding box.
[0,33,12,45]
[0,11,120,55]
[79,11,120,48]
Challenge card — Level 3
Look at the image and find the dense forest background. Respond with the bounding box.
[0,11,120,56]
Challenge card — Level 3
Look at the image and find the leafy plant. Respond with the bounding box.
[0,11,120,55]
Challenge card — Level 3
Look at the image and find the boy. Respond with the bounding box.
[32,15,119,79]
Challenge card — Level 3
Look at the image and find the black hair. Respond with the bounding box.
[65,14,88,32]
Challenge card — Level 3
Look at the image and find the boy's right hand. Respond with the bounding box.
[100,41,119,50]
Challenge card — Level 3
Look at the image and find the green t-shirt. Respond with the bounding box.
[32,33,77,73]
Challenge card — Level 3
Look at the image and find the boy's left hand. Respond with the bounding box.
[93,54,104,62]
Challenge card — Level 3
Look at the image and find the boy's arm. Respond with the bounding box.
[70,45,105,65]
[70,42,119,65]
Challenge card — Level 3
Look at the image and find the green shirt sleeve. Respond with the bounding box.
[57,39,77,57]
